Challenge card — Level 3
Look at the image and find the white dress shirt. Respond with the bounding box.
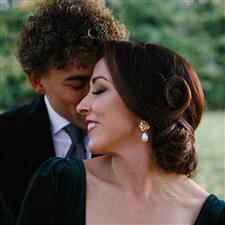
[44,96,91,158]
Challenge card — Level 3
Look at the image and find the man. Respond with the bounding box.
[0,0,128,218]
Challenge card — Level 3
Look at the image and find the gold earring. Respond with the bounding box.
[138,120,150,142]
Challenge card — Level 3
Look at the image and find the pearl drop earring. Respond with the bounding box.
[138,120,150,142]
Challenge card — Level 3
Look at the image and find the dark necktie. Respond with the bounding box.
[63,123,86,160]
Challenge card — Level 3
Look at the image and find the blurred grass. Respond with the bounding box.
[194,111,225,199]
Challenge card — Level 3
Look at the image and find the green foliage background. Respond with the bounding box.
[0,6,35,109]
[0,0,225,110]
[106,0,225,110]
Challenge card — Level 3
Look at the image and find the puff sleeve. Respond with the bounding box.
[16,158,86,225]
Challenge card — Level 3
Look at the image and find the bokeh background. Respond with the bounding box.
[0,0,224,198]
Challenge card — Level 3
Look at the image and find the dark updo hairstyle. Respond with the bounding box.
[103,41,205,176]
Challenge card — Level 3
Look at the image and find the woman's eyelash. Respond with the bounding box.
[91,89,105,95]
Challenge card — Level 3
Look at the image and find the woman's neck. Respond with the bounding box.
[103,143,185,199]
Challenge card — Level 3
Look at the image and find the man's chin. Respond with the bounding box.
[72,119,87,130]
[79,123,87,130]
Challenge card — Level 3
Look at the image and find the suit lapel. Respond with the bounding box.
[20,96,55,165]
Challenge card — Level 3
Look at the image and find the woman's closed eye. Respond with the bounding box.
[91,77,110,95]
[92,89,106,95]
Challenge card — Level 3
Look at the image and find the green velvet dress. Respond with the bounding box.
[16,158,225,225]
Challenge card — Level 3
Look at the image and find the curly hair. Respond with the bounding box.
[16,0,128,75]
[104,41,205,177]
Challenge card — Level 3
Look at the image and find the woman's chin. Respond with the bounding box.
[88,145,101,155]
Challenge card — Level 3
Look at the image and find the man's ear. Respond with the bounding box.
[28,73,46,95]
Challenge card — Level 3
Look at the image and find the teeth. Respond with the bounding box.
[88,122,97,131]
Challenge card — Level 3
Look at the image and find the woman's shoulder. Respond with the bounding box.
[195,194,225,225]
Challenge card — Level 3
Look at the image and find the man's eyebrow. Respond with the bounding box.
[65,75,90,81]
[91,76,110,84]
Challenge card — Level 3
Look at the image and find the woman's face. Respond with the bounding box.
[77,58,139,154]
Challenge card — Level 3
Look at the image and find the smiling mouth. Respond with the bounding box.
[87,122,98,133]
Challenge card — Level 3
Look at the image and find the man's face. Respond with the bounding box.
[31,59,98,129]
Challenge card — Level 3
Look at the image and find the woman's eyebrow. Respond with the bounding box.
[91,76,110,84]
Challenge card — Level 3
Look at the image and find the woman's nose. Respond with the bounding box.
[77,97,89,115]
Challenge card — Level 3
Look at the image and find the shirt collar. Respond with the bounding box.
[44,95,69,135]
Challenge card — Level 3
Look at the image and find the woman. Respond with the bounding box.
[17,41,225,225]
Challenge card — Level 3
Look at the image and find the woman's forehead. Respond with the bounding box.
[92,57,110,79]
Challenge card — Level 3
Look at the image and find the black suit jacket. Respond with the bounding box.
[0,193,15,225]
[0,96,55,218]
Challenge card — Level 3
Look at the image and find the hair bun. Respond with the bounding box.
[165,76,191,110]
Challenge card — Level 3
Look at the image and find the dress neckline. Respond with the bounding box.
[77,160,222,225]
[194,193,225,225]
[194,194,214,224]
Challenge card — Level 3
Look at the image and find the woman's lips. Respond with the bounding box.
[87,122,98,133]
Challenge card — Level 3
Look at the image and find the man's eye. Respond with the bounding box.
[92,89,105,95]
[71,82,88,90]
